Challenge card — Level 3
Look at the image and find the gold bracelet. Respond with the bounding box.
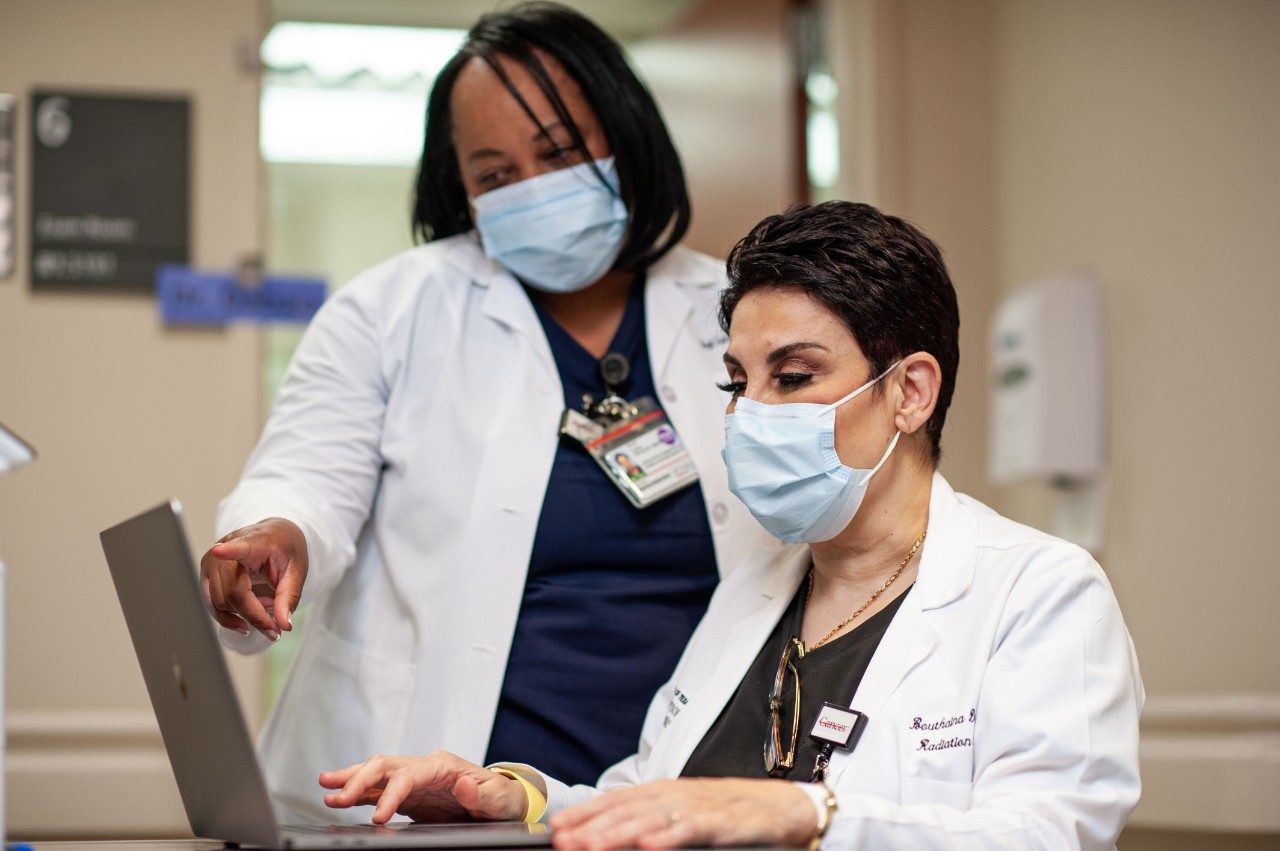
[807,783,839,851]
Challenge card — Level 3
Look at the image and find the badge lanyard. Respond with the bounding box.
[808,701,868,783]
[557,351,700,509]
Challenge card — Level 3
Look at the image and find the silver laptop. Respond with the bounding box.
[101,500,551,849]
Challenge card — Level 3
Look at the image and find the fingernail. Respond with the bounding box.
[266,629,280,641]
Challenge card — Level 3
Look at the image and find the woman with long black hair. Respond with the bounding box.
[199,2,775,822]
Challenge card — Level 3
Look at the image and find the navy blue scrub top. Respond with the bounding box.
[484,276,720,785]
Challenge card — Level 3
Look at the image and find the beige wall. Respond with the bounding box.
[993,0,1280,688]
[824,0,998,506]
[7,0,1274,842]
[991,0,1280,837]
[826,0,1280,841]
[0,0,266,837]
[630,0,798,260]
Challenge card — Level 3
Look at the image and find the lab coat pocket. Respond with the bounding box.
[901,776,974,811]
[316,622,415,749]
[269,621,417,775]
[258,622,417,821]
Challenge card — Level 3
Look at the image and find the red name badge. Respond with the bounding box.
[810,703,868,750]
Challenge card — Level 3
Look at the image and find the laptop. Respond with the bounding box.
[100,500,551,849]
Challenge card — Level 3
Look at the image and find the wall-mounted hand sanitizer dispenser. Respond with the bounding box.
[989,271,1106,486]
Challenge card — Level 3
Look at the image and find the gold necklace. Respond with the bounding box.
[803,530,926,651]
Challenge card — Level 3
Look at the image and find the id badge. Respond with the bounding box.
[579,397,700,508]
[810,703,868,751]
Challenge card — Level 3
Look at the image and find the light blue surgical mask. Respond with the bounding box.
[472,157,629,294]
[722,361,902,544]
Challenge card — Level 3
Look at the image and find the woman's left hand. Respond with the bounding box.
[548,778,816,849]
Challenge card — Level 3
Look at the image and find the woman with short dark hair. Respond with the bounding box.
[323,202,1143,851]
[719,200,960,464]
[200,2,775,822]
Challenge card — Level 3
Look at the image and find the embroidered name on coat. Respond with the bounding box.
[909,707,976,731]
[918,736,973,751]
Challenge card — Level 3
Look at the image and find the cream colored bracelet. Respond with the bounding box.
[807,783,839,851]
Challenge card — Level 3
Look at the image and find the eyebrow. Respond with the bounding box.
[465,123,572,164]
[722,341,831,368]
[533,122,567,142]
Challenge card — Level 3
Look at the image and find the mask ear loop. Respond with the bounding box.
[861,430,901,482]
[820,359,904,414]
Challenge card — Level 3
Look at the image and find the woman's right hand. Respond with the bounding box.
[320,752,529,824]
[199,518,308,640]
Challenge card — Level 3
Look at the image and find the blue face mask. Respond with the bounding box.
[472,157,629,294]
[721,362,902,544]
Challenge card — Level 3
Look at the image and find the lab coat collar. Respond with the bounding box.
[445,234,560,387]
[913,472,979,611]
[644,249,719,383]
[827,471,977,785]
[449,235,539,332]
[723,542,813,650]
[655,543,810,774]
[448,236,714,387]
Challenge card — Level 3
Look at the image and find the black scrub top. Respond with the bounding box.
[682,581,910,780]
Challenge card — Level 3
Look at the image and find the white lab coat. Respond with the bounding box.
[215,234,777,822]
[538,473,1144,850]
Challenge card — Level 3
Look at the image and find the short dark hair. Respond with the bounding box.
[413,2,690,272]
[720,201,961,462]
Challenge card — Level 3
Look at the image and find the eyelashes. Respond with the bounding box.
[777,373,814,389]
[475,150,580,188]
[716,373,814,395]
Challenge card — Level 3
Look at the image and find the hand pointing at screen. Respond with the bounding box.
[199,517,308,641]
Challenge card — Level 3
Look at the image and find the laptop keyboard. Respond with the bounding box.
[285,824,420,835]
[284,822,543,835]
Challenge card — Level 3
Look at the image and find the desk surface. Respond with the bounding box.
[18,839,225,844]
[18,843,224,850]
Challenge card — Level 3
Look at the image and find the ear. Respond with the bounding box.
[893,353,942,437]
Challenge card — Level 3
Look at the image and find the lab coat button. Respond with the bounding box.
[712,502,729,524]
[661,385,677,403]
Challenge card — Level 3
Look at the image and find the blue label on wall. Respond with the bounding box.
[157,266,326,325]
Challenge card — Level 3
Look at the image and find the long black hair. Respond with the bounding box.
[413,2,691,272]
